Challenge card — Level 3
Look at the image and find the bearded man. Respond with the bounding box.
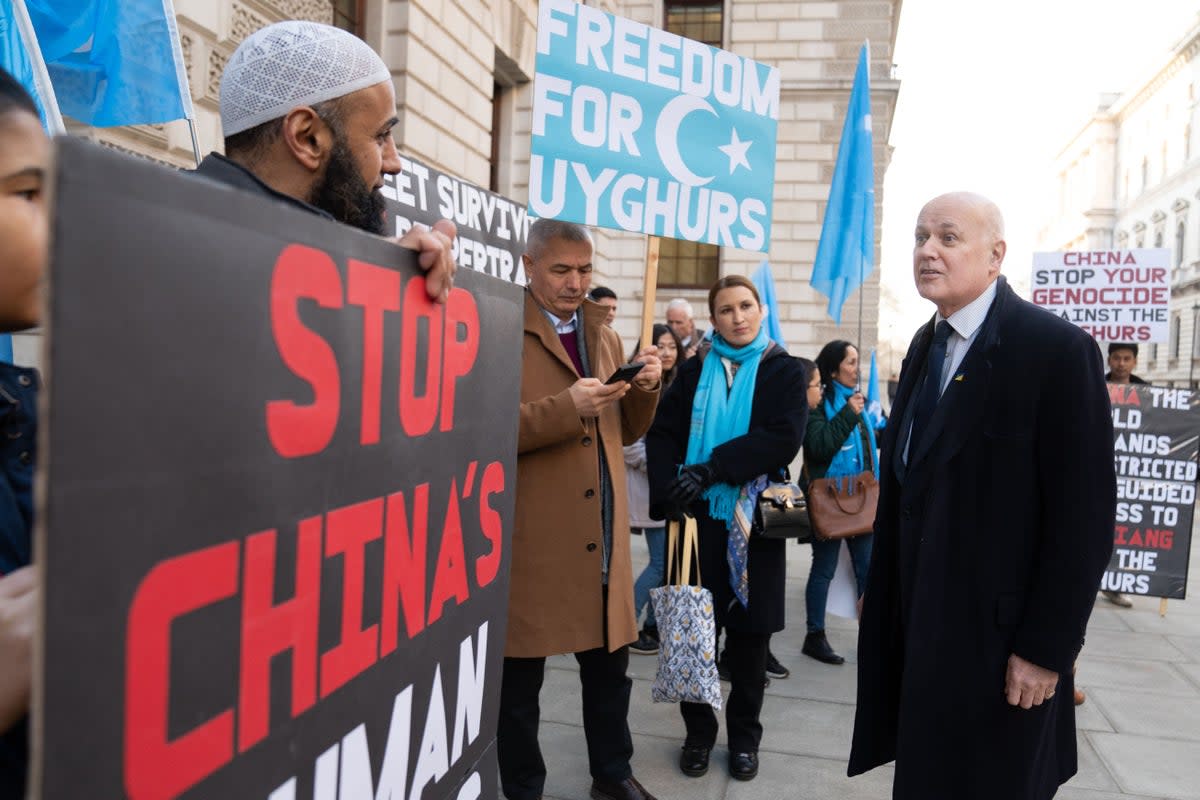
[197,20,455,299]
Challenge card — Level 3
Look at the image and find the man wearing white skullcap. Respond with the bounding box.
[195,20,456,301]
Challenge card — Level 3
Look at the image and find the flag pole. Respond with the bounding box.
[641,236,660,353]
[12,0,65,135]
[857,39,870,392]
[162,0,202,166]
[186,117,202,166]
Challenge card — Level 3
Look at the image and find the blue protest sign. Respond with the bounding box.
[530,0,778,252]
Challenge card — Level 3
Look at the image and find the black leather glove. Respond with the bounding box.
[666,462,718,507]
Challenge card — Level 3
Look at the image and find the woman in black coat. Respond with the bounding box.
[646,275,807,783]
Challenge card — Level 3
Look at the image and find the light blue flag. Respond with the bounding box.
[27,0,192,127]
[530,0,779,252]
[0,0,64,131]
[865,349,885,430]
[751,260,785,347]
[810,42,874,324]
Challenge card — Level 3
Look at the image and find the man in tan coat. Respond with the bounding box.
[499,219,661,800]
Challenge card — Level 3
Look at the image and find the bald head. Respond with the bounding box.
[924,191,1004,241]
[913,191,1007,318]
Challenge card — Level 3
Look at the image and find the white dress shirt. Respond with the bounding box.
[903,279,998,464]
[932,278,998,397]
[541,307,578,334]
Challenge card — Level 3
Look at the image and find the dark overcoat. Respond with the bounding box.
[848,277,1116,799]
[646,345,807,632]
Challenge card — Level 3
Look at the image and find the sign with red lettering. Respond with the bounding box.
[1104,382,1197,599]
[1031,249,1170,343]
[383,156,531,286]
[33,139,522,799]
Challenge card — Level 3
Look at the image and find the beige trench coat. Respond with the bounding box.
[505,293,658,658]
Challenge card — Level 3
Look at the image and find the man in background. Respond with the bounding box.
[1098,341,1146,609]
[666,298,705,358]
[589,286,618,326]
[1105,342,1148,386]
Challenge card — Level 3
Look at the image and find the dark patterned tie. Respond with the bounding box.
[908,320,953,455]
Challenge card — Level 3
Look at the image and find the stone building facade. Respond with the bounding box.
[1040,18,1200,387]
[41,0,900,366]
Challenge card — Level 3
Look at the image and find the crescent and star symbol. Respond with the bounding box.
[655,95,754,186]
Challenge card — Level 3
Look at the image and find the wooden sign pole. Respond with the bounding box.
[641,235,660,351]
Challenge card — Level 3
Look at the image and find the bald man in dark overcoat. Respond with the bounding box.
[848,193,1116,799]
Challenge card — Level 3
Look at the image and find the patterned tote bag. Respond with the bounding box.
[649,516,722,709]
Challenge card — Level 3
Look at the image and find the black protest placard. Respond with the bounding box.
[1103,382,1198,599]
[33,138,522,800]
[382,156,531,286]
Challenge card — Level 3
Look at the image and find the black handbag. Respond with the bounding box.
[755,480,813,542]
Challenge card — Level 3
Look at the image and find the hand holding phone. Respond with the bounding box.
[605,362,646,385]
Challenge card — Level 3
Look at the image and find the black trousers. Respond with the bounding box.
[497,646,634,799]
[680,627,769,753]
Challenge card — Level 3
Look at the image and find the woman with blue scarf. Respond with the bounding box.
[801,340,878,666]
[647,276,807,783]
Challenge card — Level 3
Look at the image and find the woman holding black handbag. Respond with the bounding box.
[646,275,807,783]
[801,340,878,666]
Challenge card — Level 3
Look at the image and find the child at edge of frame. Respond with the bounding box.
[0,65,52,799]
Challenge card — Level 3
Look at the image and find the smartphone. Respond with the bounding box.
[604,362,645,385]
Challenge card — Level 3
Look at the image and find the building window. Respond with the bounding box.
[331,0,362,35]
[665,0,724,47]
[1142,157,1149,190]
[1155,230,1164,248]
[659,238,720,288]
[1178,222,1187,268]
[490,81,504,193]
[1194,304,1200,359]
[657,2,724,288]
[1171,312,1181,359]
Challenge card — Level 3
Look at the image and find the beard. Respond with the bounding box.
[310,139,387,235]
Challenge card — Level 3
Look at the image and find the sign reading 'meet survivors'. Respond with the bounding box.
[1103,382,1198,599]
[383,156,532,285]
[529,0,779,251]
[35,138,522,800]
[1031,249,1170,343]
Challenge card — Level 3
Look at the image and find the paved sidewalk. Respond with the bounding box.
[531,528,1200,800]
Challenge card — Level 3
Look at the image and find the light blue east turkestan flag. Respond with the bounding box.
[810,42,874,325]
[751,260,785,347]
[865,349,885,430]
[27,0,193,127]
[0,0,64,131]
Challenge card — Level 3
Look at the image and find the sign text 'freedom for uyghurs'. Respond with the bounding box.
[530,0,779,252]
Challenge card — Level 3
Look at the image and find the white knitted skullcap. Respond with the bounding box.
[220,20,391,137]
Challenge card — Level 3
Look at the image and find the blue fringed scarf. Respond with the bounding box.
[823,381,879,482]
[685,327,770,524]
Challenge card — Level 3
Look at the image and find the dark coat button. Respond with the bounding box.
[585,489,595,498]
[586,542,597,552]
[582,436,593,446]
[18,451,31,465]
[17,375,31,386]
